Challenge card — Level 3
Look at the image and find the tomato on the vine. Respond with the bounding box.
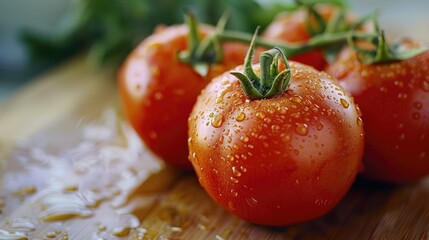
[263,6,336,70]
[263,5,361,71]
[188,42,364,225]
[326,40,429,183]
[118,24,249,168]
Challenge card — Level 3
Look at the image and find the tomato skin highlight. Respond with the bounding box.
[326,45,429,183]
[118,24,249,168]
[188,62,364,226]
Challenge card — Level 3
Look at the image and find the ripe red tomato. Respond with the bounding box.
[326,43,429,183]
[118,24,249,168]
[263,6,360,71]
[263,7,336,70]
[188,60,364,225]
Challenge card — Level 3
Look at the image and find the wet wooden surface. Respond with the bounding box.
[0,57,429,240]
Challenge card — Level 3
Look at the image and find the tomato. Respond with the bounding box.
[118,24,249,168]
[263,6,360,71]
[188,58,364,225]
[326,43,429,183]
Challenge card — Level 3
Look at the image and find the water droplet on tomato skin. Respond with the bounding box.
[211,114,224,128]
[412,112,421,120]
[316,122,324,131]
[230,189,238,197]
[340,98,350,108]
[356,117,363,127]
[256,112,265,119]
[236,112,246,121]
[245,197,258,207]
[398,92,408,99]
[413,101,423,109]
[295,123,308,136]
[290,96,302,104]
[232,167,241,177]
[240,135,249,142]
[421,80,429,92]
[230,177,239,184]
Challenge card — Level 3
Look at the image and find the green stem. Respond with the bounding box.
[218,30,376,58]
[231,31,291,100]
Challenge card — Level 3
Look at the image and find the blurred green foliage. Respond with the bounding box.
[21,0,297,67]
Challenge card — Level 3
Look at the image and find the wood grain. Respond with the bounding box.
[0,57,428,240]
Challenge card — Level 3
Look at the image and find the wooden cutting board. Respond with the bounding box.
[0,57,428,240]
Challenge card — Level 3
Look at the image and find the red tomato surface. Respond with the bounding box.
[326,44,429,183]
[188,61,364,226]
[118,24,249,168]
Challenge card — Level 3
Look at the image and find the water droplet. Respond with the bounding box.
[278,107,288,114]
[211,114,224,128]
[154,91,163,100]
[44,231,58,238]
[271,125,280,132]
[111,227,131,237]
[0,229,28,240]
[316,122,324,131]
[421,81,429,92]
[63,185,78,192]
[356,117,363,127]
[295,123,308,136]
[412,112,421,120]
[413,101,423,109]
[230,189,238,197]
[10,218,35,232]
[256,112,265,119]
[420,152,426,159]
[245,197,258,206]
[398,92,408,99]
[236,112,246,121]
[227,155,235,162]
[232,167,242,177]
[290,96,302,104]
[240,135,249,142]
[240,166,247,172]
[38,193,94,222]
[340,98,349,108]
[14,186,37,197]
[230,177,239,183]
[171,227,182,232]
[281,133,291,142]
[98,224,107,232]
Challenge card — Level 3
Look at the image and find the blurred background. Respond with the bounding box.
[1,0,428,102]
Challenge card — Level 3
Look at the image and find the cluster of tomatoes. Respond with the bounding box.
[118,4,429,226]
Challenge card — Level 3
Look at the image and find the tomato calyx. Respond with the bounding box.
[349,15,428,64]
[178,10,226,76]
[231,28,291,100]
